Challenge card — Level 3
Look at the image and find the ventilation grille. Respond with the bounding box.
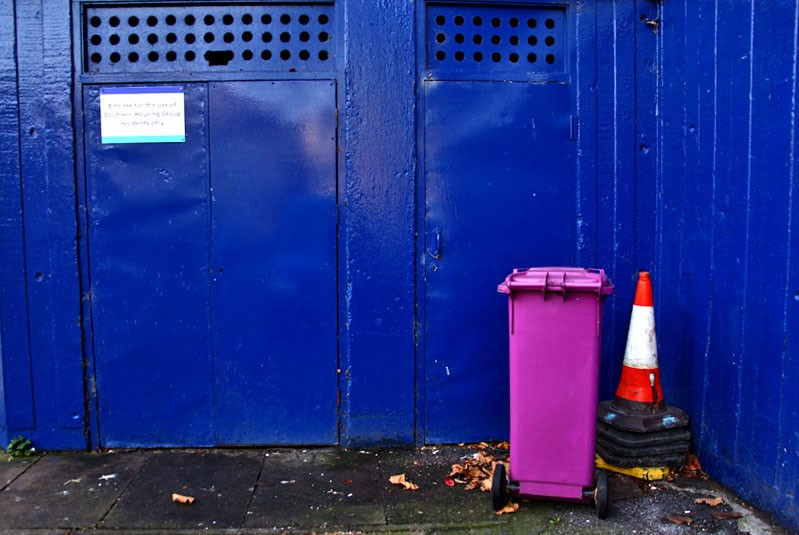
[83,4,335,74]
[426,3,566,78]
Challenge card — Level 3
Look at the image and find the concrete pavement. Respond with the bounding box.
[0,446,789,534]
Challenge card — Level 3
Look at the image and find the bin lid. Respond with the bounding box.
[497,267,614,295]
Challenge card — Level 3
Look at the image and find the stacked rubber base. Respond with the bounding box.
[596,399,691,469]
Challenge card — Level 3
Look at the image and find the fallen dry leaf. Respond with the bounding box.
[666,514,694,525]
[495,501,519,515]
[695,496,724,507]
[389,474,419,491]
[679,454,709,480]
[711,511,743,520]
[171,493,195,505]
[447,450,506,493]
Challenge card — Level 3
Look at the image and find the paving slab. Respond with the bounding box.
[378,447,508,528]
[245,448,386,529]
[0,455,39,490]
[100,449,262,530]
[0,451,147,529]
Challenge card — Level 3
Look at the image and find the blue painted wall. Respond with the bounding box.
[1,0,798,531]
[594,1,799,532]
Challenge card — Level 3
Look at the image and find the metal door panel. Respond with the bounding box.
[209,81,338,444]
[84,84,214,447]
[424,81,572,443]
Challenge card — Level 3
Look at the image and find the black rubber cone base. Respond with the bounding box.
[598,399,690,433]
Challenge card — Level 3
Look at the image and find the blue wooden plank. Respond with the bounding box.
[737,0,794,489]
[84,85,214,448]
[575,0,599,268]
[14,0,85,448]
[0,0,28,443]
[595,1,638,400]
[777,6,799,531]
[696,0,751,480]
[209,81,338,445]
[341,1,416,445]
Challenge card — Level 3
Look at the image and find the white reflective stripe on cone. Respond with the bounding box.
[622,304,658,369]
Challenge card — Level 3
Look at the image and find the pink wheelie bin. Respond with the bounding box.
[496,267,614,518]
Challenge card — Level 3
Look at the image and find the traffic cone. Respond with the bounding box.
[596,271,690,469]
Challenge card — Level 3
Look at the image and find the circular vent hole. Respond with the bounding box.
[242,13,253,24]
[90,34,102,45]
[147,33,158,44]
[223,14,234,25]
[545,53,555,64]
[166,50,177,61]
[110,52,121,63]
[318,13,329,25]
[166,15,177,25]
[242,31,253,42]
[148,51,158,62]
[185,15,195,26]
[204,15,215,25]
[473,51,483,61]
[128,16,139,27]
[262,14,272,24]
[546,36,555,46]
[90,16,101,28]
[473,34,482,44]
[261,49,272,60]
[280,32,291,42]
[90,52,101,63]
[280,49,291,60]
[128,34,139,44]
[299,49,310,60]
[435,50,446,61]
[319,49,329,61]
[281,14,291,24]
[299,14,310,25]
[147,16,158,27]
[204,32,215,43]
[186,33,196,44]
[128,51,139,62]
[545,18,555,29]
[243,49,254,60]
[435,15,445,25]
[110,34,120,45]
[262,32,273,42]
[109,16,120,27]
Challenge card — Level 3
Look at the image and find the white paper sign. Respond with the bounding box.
[100,86,185,144]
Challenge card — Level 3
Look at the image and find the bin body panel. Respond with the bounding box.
[501,268,611,500]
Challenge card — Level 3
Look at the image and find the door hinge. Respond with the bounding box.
[570,116,579,141]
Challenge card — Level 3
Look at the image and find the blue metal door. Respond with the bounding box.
[84,81,338,447]
[209,81,338,445]
[422,3,574,443]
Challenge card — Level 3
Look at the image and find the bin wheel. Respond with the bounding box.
[594,469,610,519]
[491,463,509,511]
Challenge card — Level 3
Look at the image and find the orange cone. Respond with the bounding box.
[597,271,689,434]
[614,272,664,410]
